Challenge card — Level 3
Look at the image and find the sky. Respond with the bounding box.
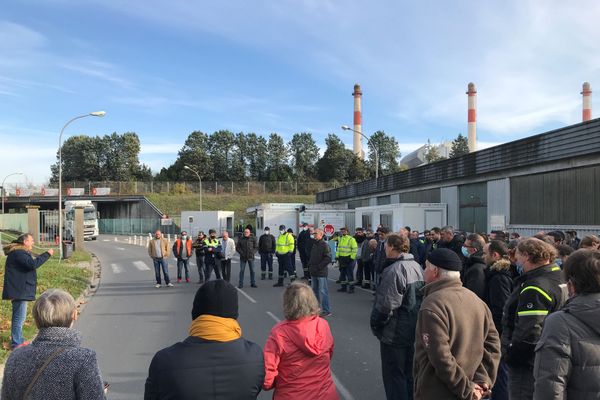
[1,0,599,185]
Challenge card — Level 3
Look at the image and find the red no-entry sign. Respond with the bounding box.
[324,224,335,236]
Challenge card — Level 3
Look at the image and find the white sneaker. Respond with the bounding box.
[167,283,174,287]
[155,284,161,288]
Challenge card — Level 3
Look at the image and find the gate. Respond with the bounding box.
[39,210,60,245]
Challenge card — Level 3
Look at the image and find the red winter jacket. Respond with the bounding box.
[263,315,338,400]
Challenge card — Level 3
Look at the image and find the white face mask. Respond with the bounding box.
[280,230,286,235]
[310,234,315,239]
[302,226,308,231]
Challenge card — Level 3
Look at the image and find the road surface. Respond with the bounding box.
[76,236,385,399]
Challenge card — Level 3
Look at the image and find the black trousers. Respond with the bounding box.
[204,256,221,280]
[380,342,414,400]
[220,259,232,282]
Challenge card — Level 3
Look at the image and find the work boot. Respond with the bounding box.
[362,283,371,290]
[337,286,347,292]
[273,278,284,287]
[268,272,273,280]
[290,275,297,282]
[348,286,355,294]
[261,273,266,280]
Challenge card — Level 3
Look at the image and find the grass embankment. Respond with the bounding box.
[0,243,92,363]
[146,193,315,225]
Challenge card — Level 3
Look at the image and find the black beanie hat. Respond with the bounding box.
[191,280,239,320]
[427,248,463,271]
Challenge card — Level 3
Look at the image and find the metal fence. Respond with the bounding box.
[0,213,28,233]
[9,180,341,197]
[39,210,59,244]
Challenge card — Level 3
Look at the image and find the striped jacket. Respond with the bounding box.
[501,263,567,368]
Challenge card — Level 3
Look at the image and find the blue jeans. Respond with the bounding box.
[11,300,27,348]
[152,258,171,285]
[239,258,256,286]
[311,277,330,313]
[177,258,190,280]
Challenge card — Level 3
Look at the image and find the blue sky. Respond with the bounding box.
[1,1,598,184]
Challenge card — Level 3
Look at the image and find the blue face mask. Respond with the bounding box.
[554,259,563,267]
[515,262,524,275]
[461,246,470,258]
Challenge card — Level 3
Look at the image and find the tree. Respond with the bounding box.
[346,154,370,182]
[288,132,319,180]
[229,132,248,181]
[424,139,447,163]
[245,133,268,180]
[174,130,212,181]
[50,132,151,182]
[209,130,236,180]
[368,130,402,176]
[266,133,292,180]
[316,134,351,182]
[450,133,469,158]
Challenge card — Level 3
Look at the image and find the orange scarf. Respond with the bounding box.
[188,315,242,342]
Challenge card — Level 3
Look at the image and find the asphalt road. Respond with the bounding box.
[76,235,385,399]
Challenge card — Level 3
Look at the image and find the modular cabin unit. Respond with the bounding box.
[180,211,234,237]
[247,203,355,235]
[354,203,447,233]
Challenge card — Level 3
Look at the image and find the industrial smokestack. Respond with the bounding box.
[466,82,477,152]
[352,84,363,158]
[582,82,592,122]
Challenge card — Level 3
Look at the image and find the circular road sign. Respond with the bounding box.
[324,224,335,236]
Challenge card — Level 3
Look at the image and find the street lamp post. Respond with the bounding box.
[1,172,24,214]
[58,111,106,259]
[184,165,203,211]
[341,125,379,180]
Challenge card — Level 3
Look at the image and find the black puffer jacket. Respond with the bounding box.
[533,293,600,399]
[2,244,51,301]
[145,336,264,400]
[308,239,331,278]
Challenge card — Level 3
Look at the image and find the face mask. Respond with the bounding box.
[181,235,187,240]
[461,246,470,258]
[302,227,308,231]
[210,235,216,239]
[264,230,270,234]
[280,230,285,235]
[554,259,563,267]
[310,234,315,239]
[515,262,524,275]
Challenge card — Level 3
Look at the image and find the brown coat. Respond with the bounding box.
[413,278,501,400]
[148,237,171,259]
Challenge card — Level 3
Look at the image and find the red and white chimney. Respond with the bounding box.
[582,82,592,122]
[352,84,363,158]
[467,82,477,152]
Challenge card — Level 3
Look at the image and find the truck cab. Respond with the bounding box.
[64,200,99,241]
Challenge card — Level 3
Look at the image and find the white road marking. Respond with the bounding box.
[116,247,125,251]
[236,288,257,303]
[264,311,355,400]
[110,263,123,274]
[102,239,110,242]
[133,261,151,271]
[266,311,280,322]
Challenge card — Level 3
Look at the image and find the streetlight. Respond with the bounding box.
[184,165,203,211]
[58,111,106,259]
[341,125,379,180]
[1,172,24,214]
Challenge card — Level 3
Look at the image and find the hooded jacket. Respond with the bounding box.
[2,243,51,301]
[533,293,600,400]
[263,316,338,400]
[484,259,514,334]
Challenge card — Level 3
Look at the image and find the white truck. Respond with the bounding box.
[64,200,99,241]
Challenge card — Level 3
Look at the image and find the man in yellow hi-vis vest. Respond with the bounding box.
[273,224,296,287]
[336,226,358,293]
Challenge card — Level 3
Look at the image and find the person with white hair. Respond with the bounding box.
[2,289,106,399]
[413,249,501,400]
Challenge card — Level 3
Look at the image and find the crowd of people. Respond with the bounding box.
[2,225,600,399]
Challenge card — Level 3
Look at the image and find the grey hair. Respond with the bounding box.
[283,282,320,320]
[32,289,76,329]
[441,226,454,234]
[437,267,461,280]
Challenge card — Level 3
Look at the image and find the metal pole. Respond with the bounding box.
[184,165,203,211]
[58,112,105,259]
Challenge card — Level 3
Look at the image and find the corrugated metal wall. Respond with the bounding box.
[459,183,488,233]
[398,188,441,203]
[511,165,600,225]
[441,186,459,228]
[487,179,510,230]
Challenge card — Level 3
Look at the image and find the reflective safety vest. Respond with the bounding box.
[336,234,358,259]
[276,233,294,255]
